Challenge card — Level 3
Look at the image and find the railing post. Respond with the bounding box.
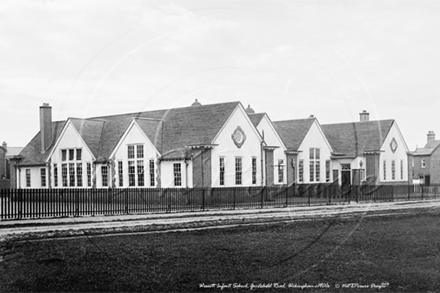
[328,185,332,205]
[308,186,311,206]
[125,189,128,214]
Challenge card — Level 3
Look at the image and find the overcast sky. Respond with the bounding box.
[1,0,439,150]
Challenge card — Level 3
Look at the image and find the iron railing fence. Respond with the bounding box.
[0,184,438,220]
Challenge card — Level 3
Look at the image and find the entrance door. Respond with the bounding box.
[425,175,431,186]
[341,170,351,199]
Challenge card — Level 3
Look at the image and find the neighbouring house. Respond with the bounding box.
[272,116,334,185]
[321,110,410,186]
[0,142,23,188]
[247,107,288,186]
[411,131,440,185]
[13,101,267,189]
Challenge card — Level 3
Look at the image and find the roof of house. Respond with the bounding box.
[5,147,24,158]
[413,140,440,156]
[17,102,240,165]
[17,121,67,166]
[247,113,265,127]
[321,120,394,156]
[273,118,315,151]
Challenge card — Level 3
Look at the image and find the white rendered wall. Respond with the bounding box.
[112,122,160,188]
[211,106,263,187]
[49,121,94,188]
[17,166,46,188]
[297,120,333,183]
[379,123,409,182]
[160,160,192,188]
[256,115,287,185]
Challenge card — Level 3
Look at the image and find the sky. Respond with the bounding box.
[1,0,439,151]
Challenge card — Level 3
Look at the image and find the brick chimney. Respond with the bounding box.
[427,131,436,143]
[40,103,52,153]
[360,110,369,122]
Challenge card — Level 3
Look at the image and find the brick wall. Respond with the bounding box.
[265,149,274,186]
[365,153,380,184]
[286,153,297,185]
[192,148,212,187]
[0,147,6,179]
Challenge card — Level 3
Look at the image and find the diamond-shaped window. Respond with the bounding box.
[390,137,398,153]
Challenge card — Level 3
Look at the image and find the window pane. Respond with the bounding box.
[69,149,74,161]
[128,145,135,159]
[76,149,82,161]
[61,150,67,161]
[137,145,144,159]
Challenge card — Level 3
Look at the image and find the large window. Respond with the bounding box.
[60,148,85,187]
[53,164,58,187]
[69,163,75,187]
[128,161,136,187]
[26,169,31,187]
[86,163,92,187]
[219,157,225,186]
[235,157,242,185]
[174,163,182,186]
[309,148,320,182]
[383,160,387,180]
[76,163,83,187]
[137,160,144,187]
[391,160,396,180]
[252,157,257,185]
[40,168,46,187]
[101,166,108,187]
[118,161,123,187]
[400,160,404,180]
[62,164,68,187]
[149,160,155,187]
[298,160,304,182]
[325,160,331,182]
[278,159,284,183]
[127,144,145,187]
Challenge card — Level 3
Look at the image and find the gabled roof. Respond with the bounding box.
[70,118,105,158]
[248,113,265,127]
[273,118,315,151]
[17,121,66,166]
[413,140,440,156]
[18,102,240,165]
[321,120,394,157]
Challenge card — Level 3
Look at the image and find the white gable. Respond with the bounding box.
[211,104,263,187]
[379,121,409,182]
[111,120,160,160]
[49,120,95,164]
[297,120,333,183]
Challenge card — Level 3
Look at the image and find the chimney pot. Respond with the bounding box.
[360,110,369,122]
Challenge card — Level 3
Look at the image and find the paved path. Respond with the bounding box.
[1,199,440,240]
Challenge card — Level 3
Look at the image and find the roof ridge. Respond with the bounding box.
[86,101,241,120]
[322,119,394,126]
